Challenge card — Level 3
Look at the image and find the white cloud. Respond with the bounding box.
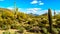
[6,7,60,15]
[38,1,44,5]
[37,10,48,15]
[39,2,44,5]
[31,0,38,4]
[7,6,22,12]
[0,0,4,1]
[30,0,44,5]
[26,8,60,15]
[26,8,41,14]
[7,7,13,10]
[38,10,60,15]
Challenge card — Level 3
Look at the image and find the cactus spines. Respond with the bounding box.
[48,9,52,33]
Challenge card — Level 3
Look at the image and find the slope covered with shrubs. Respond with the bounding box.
[0,8,60,34]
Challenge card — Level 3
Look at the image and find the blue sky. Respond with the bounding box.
[0,0,60,15]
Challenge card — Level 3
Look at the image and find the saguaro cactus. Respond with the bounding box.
[54,10,56,19]
[15,8,18,15]
[48,9,52,33]
[14,0,19,19]
[1,10,5,18]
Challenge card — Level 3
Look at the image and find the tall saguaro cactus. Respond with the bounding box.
[14,0,19,19]
[48,9,52,33]
[14,0,16,14]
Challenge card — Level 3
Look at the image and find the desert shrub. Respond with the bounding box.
[28,26,41,33]
[41,19,48,24]
[55,19,60,28]
[24,26,32,30]
[41,27,48,34]
[1,25,9,30]
[27,21,33,25]
[47,27,59,34]
[56,19,60,24]
[16,26,25,33]
[57,28,60,34]
[3,31,10,34]
[52,28,59,34]
[14,32,19,34]
[38,23,45,27]
[11,24,17,29]
[57,28,60,31]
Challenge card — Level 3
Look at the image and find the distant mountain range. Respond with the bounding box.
[28,13,39,16]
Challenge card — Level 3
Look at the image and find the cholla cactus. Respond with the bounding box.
[48,9,52,33]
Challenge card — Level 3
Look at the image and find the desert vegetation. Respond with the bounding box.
[0,8,60,34]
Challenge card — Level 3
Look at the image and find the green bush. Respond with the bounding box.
[41,27,48,34]
[28,26,41,33]
[14,32,19,34]
[52,28,59,34]
[24,26,31,30]
[1,25,9,30]
[41,19,48,24]
[16,26,25,33]
[3,31,10,34]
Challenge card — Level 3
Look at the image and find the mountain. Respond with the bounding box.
[28,13,39,16]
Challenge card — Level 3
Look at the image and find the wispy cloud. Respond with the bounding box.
[0,0,4,1]
[6,7,60,15]
[26,8,41,14]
